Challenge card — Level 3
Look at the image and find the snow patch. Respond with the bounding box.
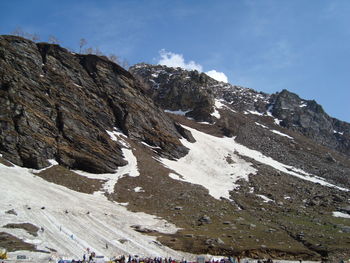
[257,194,274,203]
[211,108,221,119]
[161,127,257,200]
[75,147,139,194]
[333,211,350,219]
[141,142,161,150]
[106,128,129,147]
[161,126,348,198]
[255,122,268,129]
[333,130,344,135]
[271,130,294,139]
[247,110,264,116]
[164,109,191,116]
[134,187,145,193]
[255,123,293,139]
[48,159,59,166]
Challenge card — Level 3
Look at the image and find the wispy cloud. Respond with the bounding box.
[158,49,203,71]
[206,70,228,83]
[157,49,228,83]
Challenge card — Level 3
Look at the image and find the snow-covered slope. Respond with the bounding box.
[161,126,348,201]
[0,163,192,261]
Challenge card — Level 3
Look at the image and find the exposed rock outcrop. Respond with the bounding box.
[0,36,187,172]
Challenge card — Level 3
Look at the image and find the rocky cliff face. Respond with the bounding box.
[270,90,350,155]
[131,64,217,122]
[0,36,187,172]
[130,63,350,157]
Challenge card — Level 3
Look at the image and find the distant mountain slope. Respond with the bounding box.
[130,63,350,157]
[1,36,350,262]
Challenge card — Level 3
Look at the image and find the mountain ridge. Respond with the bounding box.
[130,63,350,157]
[0,35,350,262]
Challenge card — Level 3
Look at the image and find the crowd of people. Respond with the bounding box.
[57,252,284,263]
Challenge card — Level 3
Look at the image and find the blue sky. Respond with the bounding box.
[1,0,349,122]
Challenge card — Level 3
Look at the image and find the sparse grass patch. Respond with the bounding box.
[35,165,105,194]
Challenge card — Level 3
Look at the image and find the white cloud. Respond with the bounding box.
[157,49,229,83]
[158,49,202,71]
[205,70,228,83]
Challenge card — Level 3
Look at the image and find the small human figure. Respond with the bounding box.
[105,243,108,249]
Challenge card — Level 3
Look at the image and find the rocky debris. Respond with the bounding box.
[338,226,350,233]
[198,215,212,225]
[0,232,39,252]
[339,206,350,215]
[0,36,188,172]
[205,238,225,246]
[3,223,39,236]
[118,239,128,244]
[5,209,17,215]
[131,225,154,233]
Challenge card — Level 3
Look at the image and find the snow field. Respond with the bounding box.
[161,127,257,200]
[161,126,348,201]
[0,163,193,261]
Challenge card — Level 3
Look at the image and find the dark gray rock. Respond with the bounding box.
[0,36,188,172]
[198,215,212,224]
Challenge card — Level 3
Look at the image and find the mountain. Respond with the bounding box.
[130,63,350,157]
[0,36,350,262]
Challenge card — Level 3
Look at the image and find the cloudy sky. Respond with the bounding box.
[1,0,349,122]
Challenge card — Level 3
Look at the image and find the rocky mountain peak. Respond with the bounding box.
[131,63,350,157]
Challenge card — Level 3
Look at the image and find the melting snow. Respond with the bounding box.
[247,110,264,116]
[76,129,139,194]
[257,194,274,203]
[255,122,268,129]
[0,163,191,261]
[271,130,294,139]
[141,142,161,149]
[161,126,348,200]
[333,130,344,135]
[106,128,129,147]
[161,128,258,200]
[164,109,191,116]
[75,147,139,194]
[332,212,350,219]
[134,187,145,193]
[255,123,293,139]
